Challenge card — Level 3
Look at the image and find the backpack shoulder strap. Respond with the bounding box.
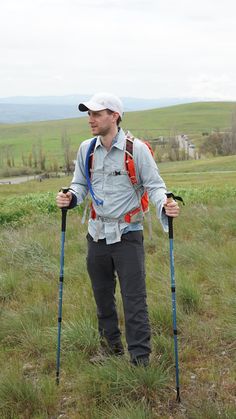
[85,137,103,206]
[124,134,150,220]
[86,137,97,179]
[125,134,138,185]
[126,135,134,157]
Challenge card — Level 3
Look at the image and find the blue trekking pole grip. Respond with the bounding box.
[56,187,70,385]
[166,191,182,403]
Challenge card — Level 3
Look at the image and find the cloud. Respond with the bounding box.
[188,74,236,100]
[0,0,236,99]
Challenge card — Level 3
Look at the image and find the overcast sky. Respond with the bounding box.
[1,0,236,100]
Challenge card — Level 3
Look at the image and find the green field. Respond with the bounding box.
[0,158,235,418]
[0,101,235,169]
[160,154,236,173]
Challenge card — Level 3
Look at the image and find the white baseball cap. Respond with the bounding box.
[78,92,124,119]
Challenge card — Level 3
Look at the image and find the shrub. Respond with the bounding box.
[0,192,57,225]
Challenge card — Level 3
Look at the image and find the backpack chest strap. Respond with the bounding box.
[90,168,127,176]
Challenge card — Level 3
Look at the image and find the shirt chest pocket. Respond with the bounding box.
[108,167,132,194]
[92,149,134,195]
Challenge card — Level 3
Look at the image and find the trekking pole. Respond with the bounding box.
[166,191,184,403]
[56,187,69,385]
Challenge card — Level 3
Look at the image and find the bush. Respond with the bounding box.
[0,192,58,225]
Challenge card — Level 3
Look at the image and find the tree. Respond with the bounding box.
[61,128,74,173]
[200,131,223,156]
[32,144,38,168]
[230,108,236,154]
[5,145,15,167]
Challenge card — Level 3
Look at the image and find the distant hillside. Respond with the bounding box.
[125,101,236,133]
[0,103,80,124]
[0,94,215,123]
[0,101,235,168]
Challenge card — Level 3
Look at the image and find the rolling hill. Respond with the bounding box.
[0,101,235,169]
[0,95,209,123]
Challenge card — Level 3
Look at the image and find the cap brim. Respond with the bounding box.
[78,101,107,112]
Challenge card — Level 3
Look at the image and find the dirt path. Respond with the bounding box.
[0,175,36,184]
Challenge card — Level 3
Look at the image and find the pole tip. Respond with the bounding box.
[56,371,60,385]
[176,388,181,403]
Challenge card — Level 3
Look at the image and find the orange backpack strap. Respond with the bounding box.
[125,135,154,184]
[125,134,154,215]
[125,136,138,185]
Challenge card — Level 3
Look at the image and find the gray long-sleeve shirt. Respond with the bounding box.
[70,128,168,244]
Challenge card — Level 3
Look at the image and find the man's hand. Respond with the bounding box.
[164,199,180,218]
[56,191,72,208]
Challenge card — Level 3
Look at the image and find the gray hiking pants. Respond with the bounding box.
[86,231,151,359]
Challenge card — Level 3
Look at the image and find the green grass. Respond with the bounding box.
[0,101,235,169]
[159,154,236,173]
[0,159,235,418]
[99,400,154,419]
[126,101,236,137]
[0,365,57,418]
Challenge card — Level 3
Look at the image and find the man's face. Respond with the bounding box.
[87,110,118,136]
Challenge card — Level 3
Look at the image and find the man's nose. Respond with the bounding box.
[88,114,94,123]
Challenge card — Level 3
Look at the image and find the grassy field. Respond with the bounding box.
[161,155,236,189]
[0,157,235,418]
[0,101,236,170]
[160,154,236,173]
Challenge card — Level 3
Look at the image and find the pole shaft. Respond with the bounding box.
[56,210,67,385]
[168,216,181,402]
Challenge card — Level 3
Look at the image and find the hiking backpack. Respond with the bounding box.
[85,131,155,223]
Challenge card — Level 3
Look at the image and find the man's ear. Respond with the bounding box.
[113,112,120,124]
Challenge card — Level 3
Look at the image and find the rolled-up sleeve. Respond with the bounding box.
[69,141,90,206]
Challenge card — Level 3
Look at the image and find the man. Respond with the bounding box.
[56,92,180,367]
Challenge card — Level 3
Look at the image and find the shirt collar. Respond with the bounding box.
[95,128,126,151]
